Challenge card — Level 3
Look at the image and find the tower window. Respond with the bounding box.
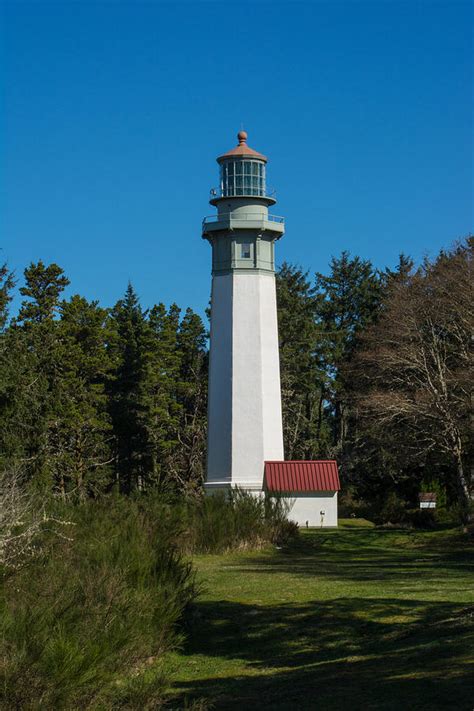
[241,243,251,259]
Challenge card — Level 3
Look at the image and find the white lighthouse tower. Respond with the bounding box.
[203,131,285,493]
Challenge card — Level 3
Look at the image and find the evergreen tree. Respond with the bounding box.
[383,253,414,287]
[0,262,111,498]
[173,308,208,493]
[314,252,383,453]
[5,262,71,491]
[276,264,329,459]
[17,261,70,324]
[147,302,182,487]
[0,262,15,331]
[0,326,44,475]
[0,262,24,468]
[109,290,208,494]
[55,295,113,498]
[108,284,154,494]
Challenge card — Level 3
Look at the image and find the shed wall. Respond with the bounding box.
[274,492,338,527]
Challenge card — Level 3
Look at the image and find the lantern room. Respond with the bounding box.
[219,158,266,197]
[213,131,269,200]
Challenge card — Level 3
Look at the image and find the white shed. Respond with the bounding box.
[264,460,340,528]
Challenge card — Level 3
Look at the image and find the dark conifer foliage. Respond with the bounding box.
[0,242,471,515]
[0,267,208,498]
[57,295,113,498]
[276,240,472,515]
[17,260,70,324]
[108,283,154,493]
[174,308,208,493]
[0,262,15,331]
[276,264,329,459]
[107,285,209,494]
[313,251,384,453]
[6,260,73,493]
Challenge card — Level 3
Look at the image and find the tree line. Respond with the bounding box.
[0,264,207,499]
[0,236,471,517]
[277,238,472,520]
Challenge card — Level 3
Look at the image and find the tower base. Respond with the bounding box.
[204,481,263,495]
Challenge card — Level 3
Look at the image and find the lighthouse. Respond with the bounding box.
[202,131,285,493]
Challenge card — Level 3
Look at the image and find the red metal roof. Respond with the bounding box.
[264,461,340,493]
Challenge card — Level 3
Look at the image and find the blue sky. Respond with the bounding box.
[1,1,472,319]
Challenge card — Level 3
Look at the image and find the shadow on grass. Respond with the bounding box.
[174,530,473,710]
[241,528,474,583]
[178,596,473,710]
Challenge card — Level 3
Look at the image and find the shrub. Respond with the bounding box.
[338,487,374,520]
[443,500,474,529]
[0,488,297,707]
[377,492,408,525]
[264,495,300,545]
[184,489,298,553]
[406,508,436,529]
[0,497,197,710]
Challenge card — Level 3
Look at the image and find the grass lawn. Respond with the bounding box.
[167,521,474,710]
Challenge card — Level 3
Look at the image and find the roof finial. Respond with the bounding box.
[237,130,248,145]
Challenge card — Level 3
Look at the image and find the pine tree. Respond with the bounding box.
[108,283,154,494]
[383,253,414,286]
[314,252,383,453]
[55,295,113,498]
[17,261,70,324]
[0,262,112,498]
[276,263,329,459]
[173,308,208,493]
[5,262,71,491]
[0,262,24,468]
[0,325,44,475]
[147,302,182,487]
[0,262,15,331]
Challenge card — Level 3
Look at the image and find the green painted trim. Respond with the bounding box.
[208,231,277,273]
[212,268,276,276]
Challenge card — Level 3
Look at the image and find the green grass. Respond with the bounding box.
[168,521,474,710]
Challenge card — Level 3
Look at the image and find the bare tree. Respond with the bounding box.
[0,468,74,568]
[0,468,43,567]
[350,239,473,518]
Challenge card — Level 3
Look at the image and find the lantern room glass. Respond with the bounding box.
[220,159,266,197]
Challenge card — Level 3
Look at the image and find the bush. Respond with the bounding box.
[183,489,298,554]
[0,488,298,707]
[338,487,374,521]
[378,492,408,525]
[264,495,300,546]
[0,496,197,710]
[406,508,436,529]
